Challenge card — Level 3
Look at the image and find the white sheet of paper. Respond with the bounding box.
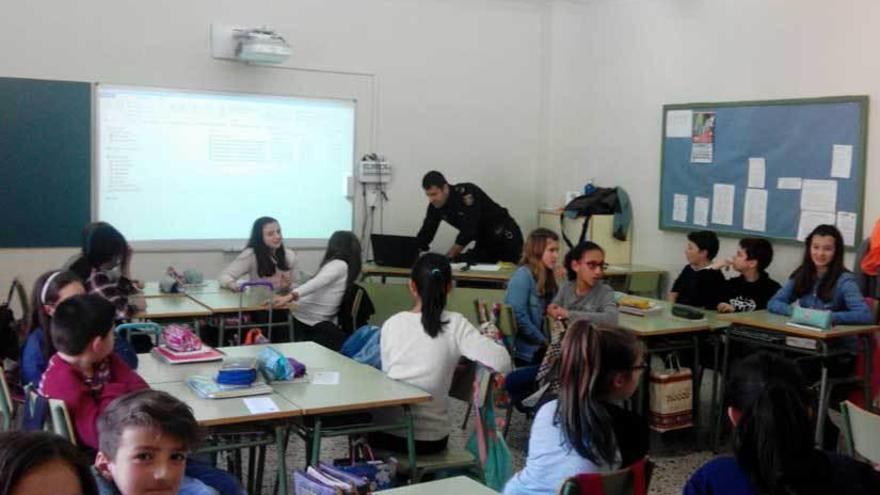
[777,177,803,190]
[311,371,340,385]
[469,264,501,272]
[711,184,735,225]
[743,188,768,232]
[243,397,280,414]
[450,262,467,271]
[797,211,836,241]
[665,110,693,138]
[673,194,688,222]
[747,158,766,189]
[831,144,853,179]
[691,143,714,163]
[800,179,837,213]
[694,197,709,226]
[836,211,858,247]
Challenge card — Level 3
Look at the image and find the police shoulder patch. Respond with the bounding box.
[463,193,474,206]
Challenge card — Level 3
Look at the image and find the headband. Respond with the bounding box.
[40,271,63,305]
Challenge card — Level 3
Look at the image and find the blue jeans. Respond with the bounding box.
[505,366,539,409]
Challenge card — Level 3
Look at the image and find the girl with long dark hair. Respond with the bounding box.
[504,321,648,494]
[67,222,145,320]
[272,231,362,346]
[219,216,297,292]
[768,224,872,325]
[370,253,511,455]
[684,352,880,494]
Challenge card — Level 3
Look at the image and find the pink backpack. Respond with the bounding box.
[162,324,203,352]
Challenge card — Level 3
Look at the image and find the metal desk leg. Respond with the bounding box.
[713,329,732,452]
[708,334,721,448]
[218,318,226,348]
[692,335,701,446]
[276,426,289,495]
[814,342,830,448]
[404,405,417,484]
[863,334,873,412]
[310,418,323,466]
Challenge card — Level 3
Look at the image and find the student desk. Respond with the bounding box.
[714,311,879,448]
[141,279,223,297]
[616,298,728,440]
[362,262,667,297]
[189,289,291,344]
[137,342,431,492]
[131,295,213,336]
[362,262,516,287]
[377,476,499,494]
[266,342,431,470]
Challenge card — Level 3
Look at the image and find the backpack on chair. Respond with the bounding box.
[0,278,28,402]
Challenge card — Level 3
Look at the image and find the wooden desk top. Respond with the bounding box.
[617,298,727,337]
[377,476,498,494]
[149,381,301,427]
[134,296,213,319]
[265,342,432,415]
[142,280,222,297]
[717,310,880,340]
[363,262,664,282]
[362,263,516,282]
[138,342,430,418]
[189,289,275,313]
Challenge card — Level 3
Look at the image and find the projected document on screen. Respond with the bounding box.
[96,85,354,247]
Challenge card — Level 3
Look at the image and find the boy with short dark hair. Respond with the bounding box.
[94,389,208,495]
[669,230,726,309]
[39,294,148,450]
[715,238,781,313]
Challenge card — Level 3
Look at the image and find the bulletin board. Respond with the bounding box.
[659,96,868,247]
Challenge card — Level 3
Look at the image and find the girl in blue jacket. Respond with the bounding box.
[768,224,872,325]
[504,228,560,366]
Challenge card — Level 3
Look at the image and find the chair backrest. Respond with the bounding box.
[625,273,660,297]
[48,398,77,445]
[558,458,654,495]
[0,366,13,431]
[840,400,880,464]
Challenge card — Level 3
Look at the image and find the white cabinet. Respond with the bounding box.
[537,209,632,264]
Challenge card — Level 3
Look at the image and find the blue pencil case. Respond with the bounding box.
[789,306,832,330]
[216,358,258,386]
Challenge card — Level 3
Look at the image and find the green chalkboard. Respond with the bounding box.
[0,77,91,247]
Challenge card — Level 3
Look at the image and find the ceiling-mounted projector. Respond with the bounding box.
[234,27,291,64]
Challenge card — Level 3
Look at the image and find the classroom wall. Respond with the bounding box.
[0,0,549,301]
[541,0,880,284]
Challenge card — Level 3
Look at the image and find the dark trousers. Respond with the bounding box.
[460,219,524,264]
[367,431,449,455]
[294,318,347,352]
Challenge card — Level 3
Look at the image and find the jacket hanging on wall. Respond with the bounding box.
[560,186,632,248]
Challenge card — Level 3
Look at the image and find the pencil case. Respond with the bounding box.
[790,306,832,329]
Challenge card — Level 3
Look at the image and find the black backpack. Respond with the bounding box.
[0,279,27,362]
[559,187,621,248]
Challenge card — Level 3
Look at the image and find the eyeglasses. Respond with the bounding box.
[584,261,609,271]
[630,362,650,371]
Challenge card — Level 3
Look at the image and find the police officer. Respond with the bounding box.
[416,171,523,263]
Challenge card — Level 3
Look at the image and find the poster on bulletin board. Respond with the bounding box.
[659,96,868,247]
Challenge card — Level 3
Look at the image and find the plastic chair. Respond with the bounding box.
[0,366,14,430]
[48,398,77,445]
[840,400,880,464]
[558,457,654,495]
[115,322,163,346]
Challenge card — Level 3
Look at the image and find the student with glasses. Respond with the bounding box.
[546,241,617,325]
[535,241,619,398]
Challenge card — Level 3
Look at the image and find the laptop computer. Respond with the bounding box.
[371,234,420,268]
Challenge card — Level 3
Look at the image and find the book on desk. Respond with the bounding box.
[152,345,224,364]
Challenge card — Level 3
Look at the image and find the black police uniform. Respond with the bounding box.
[416,183,523,263]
